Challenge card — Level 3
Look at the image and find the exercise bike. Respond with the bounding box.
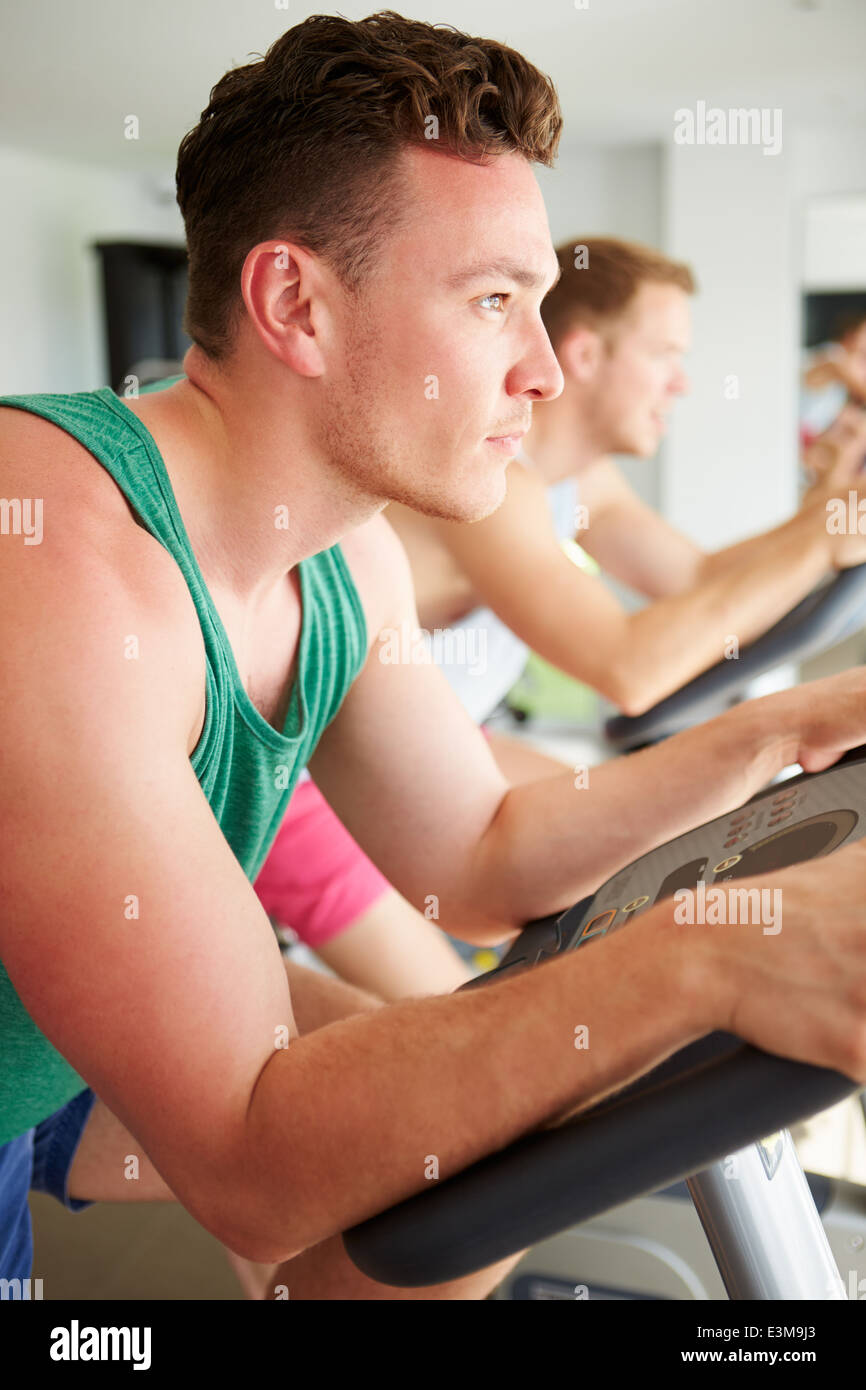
[487,563,866,1297]
[344,742,866,1299]
[468,565,866,1297]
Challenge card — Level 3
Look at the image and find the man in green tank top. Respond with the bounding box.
[3,13,866,1301]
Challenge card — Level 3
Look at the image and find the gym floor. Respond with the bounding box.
[29,636,866,1299]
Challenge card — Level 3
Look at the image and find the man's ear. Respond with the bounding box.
[240,240,328,379]
[556,325,603,384]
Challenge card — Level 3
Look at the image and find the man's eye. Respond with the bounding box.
[477,293,509,313]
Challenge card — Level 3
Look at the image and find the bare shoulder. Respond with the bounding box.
[336,510,418,643]
[0,405,205,741]
[577,455,633,506]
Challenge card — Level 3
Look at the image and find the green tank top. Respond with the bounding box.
[0,379,368,1145]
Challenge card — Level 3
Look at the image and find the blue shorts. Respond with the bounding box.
[0,1088,97,1283]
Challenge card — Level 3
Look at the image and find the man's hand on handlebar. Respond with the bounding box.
[688,837,866,1085]
[801,408,866,570]
[752,666,866,774]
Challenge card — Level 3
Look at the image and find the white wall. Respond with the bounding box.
[804,196,866,290]
[538,144,662,248]
[0,145,183,395]
[792,128,866,204]
[661,141,799,545]
[658,126,866,548]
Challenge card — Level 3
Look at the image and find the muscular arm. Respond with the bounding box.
[581,447,866,596]
[580,455,830,592]
[309,518,866,942]
[428,459,838,715]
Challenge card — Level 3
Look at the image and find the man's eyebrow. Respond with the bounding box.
[443,258,562,293]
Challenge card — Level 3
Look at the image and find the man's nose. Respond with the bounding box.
[539,333,566,402]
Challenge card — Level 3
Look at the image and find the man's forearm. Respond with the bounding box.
[697,500,834,596]
[466,697,788,930]
[229,904,708,1261]
[614,506,832,715]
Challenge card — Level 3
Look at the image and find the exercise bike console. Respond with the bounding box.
[344,748,866,1288]
[487,742,866,977]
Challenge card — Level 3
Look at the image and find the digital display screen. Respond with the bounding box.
[715,812,857,880]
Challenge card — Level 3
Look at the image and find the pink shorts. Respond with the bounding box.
[254,728,493,949]
[254,777,391,948]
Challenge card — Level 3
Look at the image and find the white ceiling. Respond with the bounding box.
[1,0,865,171]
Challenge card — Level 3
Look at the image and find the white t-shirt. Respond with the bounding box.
[435,454,579,724]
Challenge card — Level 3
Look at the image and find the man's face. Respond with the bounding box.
[321,147,564,522]
[589,282,692,457]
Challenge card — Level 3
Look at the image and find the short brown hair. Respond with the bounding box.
[176,10,562,359]
[541,237,696,348]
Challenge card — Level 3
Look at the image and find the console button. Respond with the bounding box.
[622,895,650,914]
[579,909,617,942]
